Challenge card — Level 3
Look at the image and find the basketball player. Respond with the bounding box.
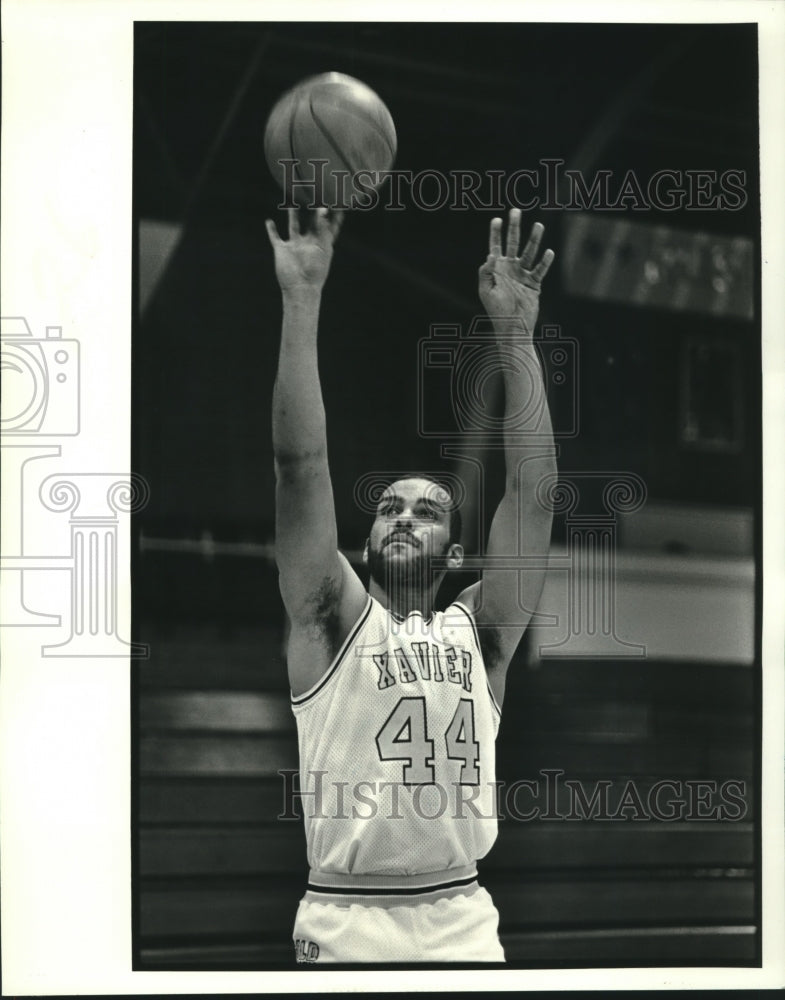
[266,206,556,963]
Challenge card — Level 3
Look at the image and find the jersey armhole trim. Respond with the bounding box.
[451,600,502,719]
[451,599,481,651]
[486,678,502,720]
[290,593,373,708]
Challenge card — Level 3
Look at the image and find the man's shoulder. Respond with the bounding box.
[452,580,482,617]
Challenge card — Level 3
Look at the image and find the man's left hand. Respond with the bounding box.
[478,209,555,334]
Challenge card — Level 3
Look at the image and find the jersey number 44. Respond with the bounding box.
[375,696,481,786]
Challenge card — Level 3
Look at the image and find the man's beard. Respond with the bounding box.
[367,537,446,593]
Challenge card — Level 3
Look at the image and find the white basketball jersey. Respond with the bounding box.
[291,594,501,876]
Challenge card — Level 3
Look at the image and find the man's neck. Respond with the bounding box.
[368,577,437,619]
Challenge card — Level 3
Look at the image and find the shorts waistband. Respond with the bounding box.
[305,864,479,906]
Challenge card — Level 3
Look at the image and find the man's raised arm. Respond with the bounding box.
[266,207,366,695]
[458,210,557,706]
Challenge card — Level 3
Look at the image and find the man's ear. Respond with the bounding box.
[362,539,370,565]
[446,543,464,569]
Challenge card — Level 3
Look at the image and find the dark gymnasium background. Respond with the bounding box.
[132,22,761,968]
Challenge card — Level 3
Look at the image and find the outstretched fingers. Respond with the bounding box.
[312,206,344,243]
[490,214,550,269]
[287,207,301,238]
[329,209,345,240]
[531,246,556,283]
[264,219,281,247]
[488,216,503,258]
[505,208,521,258]
[478,254,496,288]
[318,207,344,241]
[519,221,544,269]
[267,206,344,252]
[312,206,329,234]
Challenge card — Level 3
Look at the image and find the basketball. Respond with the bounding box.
[264,72,397,208]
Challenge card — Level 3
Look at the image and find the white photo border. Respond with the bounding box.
[1,0,783,993]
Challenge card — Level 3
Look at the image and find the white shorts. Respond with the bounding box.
[292,869,505,963]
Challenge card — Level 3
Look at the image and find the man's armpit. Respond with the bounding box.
[477,622,505,673]
[280,570,340,628]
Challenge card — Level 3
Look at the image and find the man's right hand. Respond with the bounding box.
[265,207,344,295]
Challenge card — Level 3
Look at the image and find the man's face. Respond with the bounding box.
[364,478,459,589]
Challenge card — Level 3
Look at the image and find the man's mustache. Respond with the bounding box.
[384,530,420,548]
